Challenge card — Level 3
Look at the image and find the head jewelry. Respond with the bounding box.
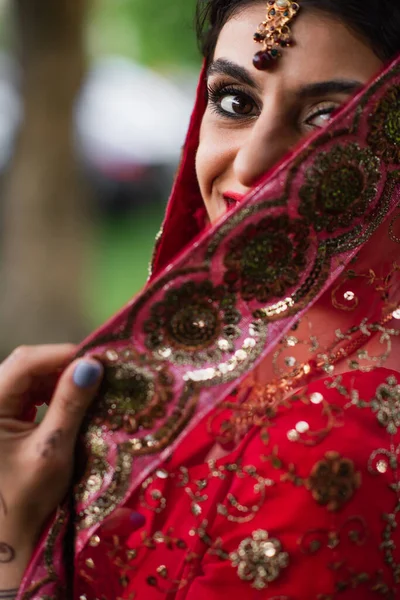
[253,0,300,70]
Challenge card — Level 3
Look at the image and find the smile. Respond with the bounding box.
[223,191,246,210]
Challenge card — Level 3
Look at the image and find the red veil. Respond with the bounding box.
[18,54,400,598]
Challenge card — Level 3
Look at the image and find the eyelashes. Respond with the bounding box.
[207,79,339,129]
[207,80,258,119]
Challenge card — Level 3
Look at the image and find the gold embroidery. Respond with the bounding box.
[229,530,289,590]
[21,510,66,599]
[145,280,241,365]
[368,84,400,164]
[223,215,309,303]
[299,143,380,238]
[371,376,400,435]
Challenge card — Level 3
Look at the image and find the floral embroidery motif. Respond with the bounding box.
[229,530,289,590]
[371,376,400,435]
[223,215,309,303]
[306,451,361,511]
[368,85,400,164]
[144,280,241,364]
[299,143,380,233]
[91,349,175,434]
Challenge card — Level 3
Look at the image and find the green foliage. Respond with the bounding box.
[87,206,165,327]
[91,0,201,67]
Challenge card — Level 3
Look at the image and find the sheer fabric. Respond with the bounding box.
[18,56,400,599]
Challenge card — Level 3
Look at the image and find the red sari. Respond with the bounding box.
[18,56,400,599]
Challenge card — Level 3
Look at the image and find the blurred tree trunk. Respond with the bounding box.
[0,0,91,356]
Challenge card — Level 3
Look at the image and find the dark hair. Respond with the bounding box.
[196,0,400,63]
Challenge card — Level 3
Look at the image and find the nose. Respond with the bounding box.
[233,114,295,188]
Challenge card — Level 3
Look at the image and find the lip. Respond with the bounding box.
[223,191,246,210]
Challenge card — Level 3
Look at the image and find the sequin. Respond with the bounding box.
[377,460,389,474]
[287,429,299,442]
[371,376,400,435]
[223,215,309,303]
[229,530,289,590]
[310,392,324,404]
[296,421,310,433]
[285,356,296,367]
[89,535,101,547]
[368,85,400,164]
[88,349,176,436]
[344,291,355,301]
[299,143,380,237]
[144,280,241,367]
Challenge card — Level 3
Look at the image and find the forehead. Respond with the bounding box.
[213,4,382,87]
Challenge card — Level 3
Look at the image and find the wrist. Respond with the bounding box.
[0,539,35,589]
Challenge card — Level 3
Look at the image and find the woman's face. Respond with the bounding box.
[196,3,383,224]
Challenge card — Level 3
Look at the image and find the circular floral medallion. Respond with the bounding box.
[223,215,310,303]
[144,280,241,365]
[368,85,400,164]
[229,529,289,590]
[91,348,174,434]
[299,143,380,233]
[306,451,361,511]
[371,375,400,435]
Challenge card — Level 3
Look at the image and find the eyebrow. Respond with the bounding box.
[207,58,261,91]
[297,79,363,98]
[207,58,363,99]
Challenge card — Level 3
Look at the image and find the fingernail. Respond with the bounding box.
[101,510,146,534]
[130,512,146,529]
[73,361,103,389]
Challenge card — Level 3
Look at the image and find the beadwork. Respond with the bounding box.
[223,215,309,303]
[229,530,289,589]
[253,0,300,70]
[298,143,380,237]
[144,280,241,365]
[368,85,400,165]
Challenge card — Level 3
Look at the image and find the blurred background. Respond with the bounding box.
[0,0,200,357]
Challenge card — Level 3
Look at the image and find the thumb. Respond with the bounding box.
[37,358,104,445]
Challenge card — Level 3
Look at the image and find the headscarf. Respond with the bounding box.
[18,49,400,599]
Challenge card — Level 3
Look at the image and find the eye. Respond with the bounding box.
[220,93,255,116]
[207,82,259,119]
[304,103,339,130]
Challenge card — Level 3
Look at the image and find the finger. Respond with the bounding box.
[100,509,146,535]
[0,344,77,418]
[35,358,104,455]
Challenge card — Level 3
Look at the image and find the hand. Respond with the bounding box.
[0,344,104,589]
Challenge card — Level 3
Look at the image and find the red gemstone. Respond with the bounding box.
[253,50,272,70]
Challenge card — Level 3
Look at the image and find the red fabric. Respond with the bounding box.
[17,50,400,600]
[150,64,208,278]
[74,367,400,599]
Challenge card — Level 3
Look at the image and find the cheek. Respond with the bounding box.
[195,116,235,211]
[195,119,218,201]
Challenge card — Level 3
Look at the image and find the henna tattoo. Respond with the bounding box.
[0,543,15,563]
[39,429,63,458]
[0,590,19,599]
[0,493,7,516]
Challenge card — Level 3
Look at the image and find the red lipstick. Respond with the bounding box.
[223,191,246,210]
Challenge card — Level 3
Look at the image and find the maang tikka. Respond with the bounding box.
[253,0,300,70]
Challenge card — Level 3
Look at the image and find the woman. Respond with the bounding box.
[1,0,400,598]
